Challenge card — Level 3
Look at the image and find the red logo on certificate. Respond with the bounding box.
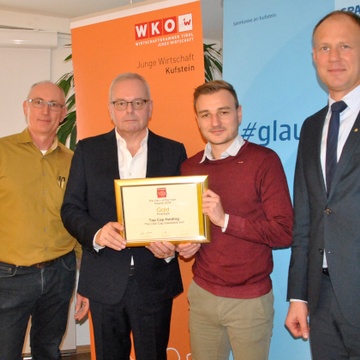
[157,187,167,198]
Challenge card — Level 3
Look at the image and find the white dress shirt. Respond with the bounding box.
[93,129,148,252]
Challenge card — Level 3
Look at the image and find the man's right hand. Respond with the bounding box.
[95,222,126,251]
[285,301,310,339]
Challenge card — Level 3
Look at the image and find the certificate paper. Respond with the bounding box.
[114,176,210,246]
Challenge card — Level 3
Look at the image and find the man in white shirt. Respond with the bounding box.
[286,10,360,360]
[61,72,187,360]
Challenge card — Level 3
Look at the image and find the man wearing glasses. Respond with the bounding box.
[61,72,187,360]
[0,81,78,359]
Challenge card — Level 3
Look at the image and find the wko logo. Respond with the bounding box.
[135,13,193,40]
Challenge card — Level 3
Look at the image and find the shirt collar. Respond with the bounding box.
[115,128,149,149]
[199,134,245,163]
[19,128,34,144]
[19,128,59,153]
[329,85,360,114]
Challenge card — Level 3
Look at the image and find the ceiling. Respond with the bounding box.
[0,0,223,41]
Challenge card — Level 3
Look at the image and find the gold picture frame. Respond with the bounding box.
[114,175,210,246]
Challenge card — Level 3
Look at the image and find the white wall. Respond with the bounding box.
[0,47,51,136]
[0,9,90,349]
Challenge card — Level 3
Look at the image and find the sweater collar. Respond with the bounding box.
[200,135,245,163]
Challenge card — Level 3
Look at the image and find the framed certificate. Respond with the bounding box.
[114,175,210,246]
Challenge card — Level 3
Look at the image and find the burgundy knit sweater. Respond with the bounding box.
[181,141,293,299]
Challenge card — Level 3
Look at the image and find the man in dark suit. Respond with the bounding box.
[61,72,186,360]
[285,11,360,359]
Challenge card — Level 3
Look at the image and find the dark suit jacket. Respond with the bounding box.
[61,129,186,305]
[287,106,360,326]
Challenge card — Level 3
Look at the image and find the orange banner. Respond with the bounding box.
[71,0,205,358]
[71,0,205,156]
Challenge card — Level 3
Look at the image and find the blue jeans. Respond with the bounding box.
[0,251,76,360]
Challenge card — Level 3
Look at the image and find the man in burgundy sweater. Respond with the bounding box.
[177,80,293,360]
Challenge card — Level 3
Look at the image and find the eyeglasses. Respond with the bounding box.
[28,98,65,112]
[111,99,149,111]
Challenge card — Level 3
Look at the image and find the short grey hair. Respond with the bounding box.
[108,73,151,101]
